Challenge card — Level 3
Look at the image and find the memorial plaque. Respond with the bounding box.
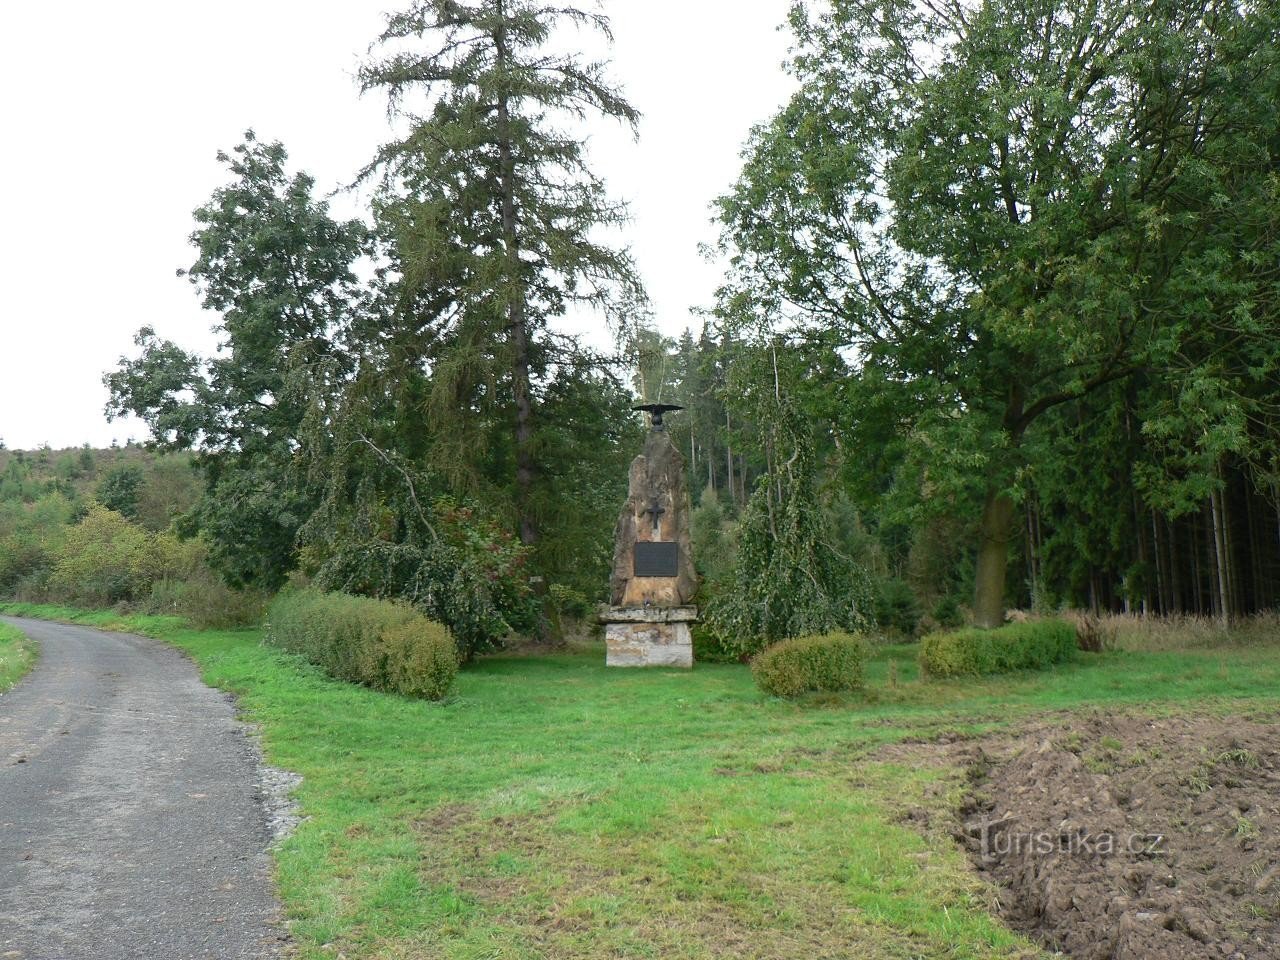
[634,541,679,577]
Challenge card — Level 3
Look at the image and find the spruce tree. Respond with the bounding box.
[358,0,644,561]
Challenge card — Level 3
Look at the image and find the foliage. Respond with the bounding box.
[146,574,268,630]
[299,407,541,658]
[931,595,965,630]
[526,362,641,598]
[105,134,368,590]
[48,505,199,607]
[132,455,201,533]
[182,462,313,591]
[0,493,74,594]
[548,582,591,621]
[689,621,737,664]
[0,448,239,622]
[689,486,736,588]
[751,631,869,698]
[717,0,1280,627]
[265,587,457,700]
[706,385,872,657]
[95,464,144,519]
[357,0,644,574]
[918,619,1077,679]
[873,578,923,638]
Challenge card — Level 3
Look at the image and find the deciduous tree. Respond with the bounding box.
[717,0,1280,626]
[105,133,368,588]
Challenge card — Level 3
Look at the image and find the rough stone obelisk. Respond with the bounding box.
[602,404,698,667]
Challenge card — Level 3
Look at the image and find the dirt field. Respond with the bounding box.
[894,712,1280,960]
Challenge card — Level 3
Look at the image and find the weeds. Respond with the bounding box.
[1217,748,1260,769]
[1056,611,1280,653]
[0,622,35,691]
[1236,817,1260,841]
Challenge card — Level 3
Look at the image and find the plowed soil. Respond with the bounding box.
[899,713,1280,960]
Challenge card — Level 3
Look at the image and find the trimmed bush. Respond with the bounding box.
[918,618,1076,678]
[265,588,458,700]
[376,620,458,701]
[752,631,869,698]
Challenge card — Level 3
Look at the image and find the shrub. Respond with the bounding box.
[874,578,923,637]
[0,532,53,594]
[752,632,869,698]
[549,582,591,621]
[704,410,874,659]
[307,496,538,659]
[42,505,203,607]
[692,624,737,663]
[147,576,268,629]
[690,486,737,587]
[49,506,156,605]
[931,595,965,629]
[96,464,145,519]
[265,588,458,700]
[376,620,457,700]
[918,619,1076,678]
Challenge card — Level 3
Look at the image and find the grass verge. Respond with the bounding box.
[3,600,1279,958]
[0,621,36,692]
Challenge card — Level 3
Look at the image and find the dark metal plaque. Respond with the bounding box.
[634,541,679,577]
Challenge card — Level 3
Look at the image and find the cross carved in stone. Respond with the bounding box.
[643,498,666,533]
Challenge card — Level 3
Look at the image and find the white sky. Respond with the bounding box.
[0,0,795,450]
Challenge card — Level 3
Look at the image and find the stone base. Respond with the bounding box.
[602,606,697,668]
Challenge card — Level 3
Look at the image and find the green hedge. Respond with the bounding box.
[752,631,869,698]
[918,619,1076,678]
[265,588,458,700]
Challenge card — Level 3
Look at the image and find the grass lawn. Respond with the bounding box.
[3,601,1279,959]
[0,621,36,692]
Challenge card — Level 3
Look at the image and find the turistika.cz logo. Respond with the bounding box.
[976,819,1166,862]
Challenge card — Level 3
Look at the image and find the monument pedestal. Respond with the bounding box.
[602,605,697,668]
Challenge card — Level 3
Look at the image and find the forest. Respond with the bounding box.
[4,0,1280,654]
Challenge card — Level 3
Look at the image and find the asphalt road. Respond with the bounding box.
[0,617,285,959]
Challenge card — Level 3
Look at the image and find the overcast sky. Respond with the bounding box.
[0,1,795,450]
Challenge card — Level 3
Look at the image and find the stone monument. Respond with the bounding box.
[602,404,698,667]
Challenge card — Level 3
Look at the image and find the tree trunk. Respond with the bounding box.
[494,23,535,549]
[973,487,1015,628]
[1222,470,1238,616]
[1189,515,1203,616]
[1245,482,1262,611]
[1024,502,1037,608]
[495,11,557,643]
[725,412,735,506]
[1132,492,1150,615]
[1152,512,1168,615]
[1209,493,1229,625]
[1167,516,1182,614]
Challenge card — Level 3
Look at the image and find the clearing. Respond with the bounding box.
[2,602,1277,959]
